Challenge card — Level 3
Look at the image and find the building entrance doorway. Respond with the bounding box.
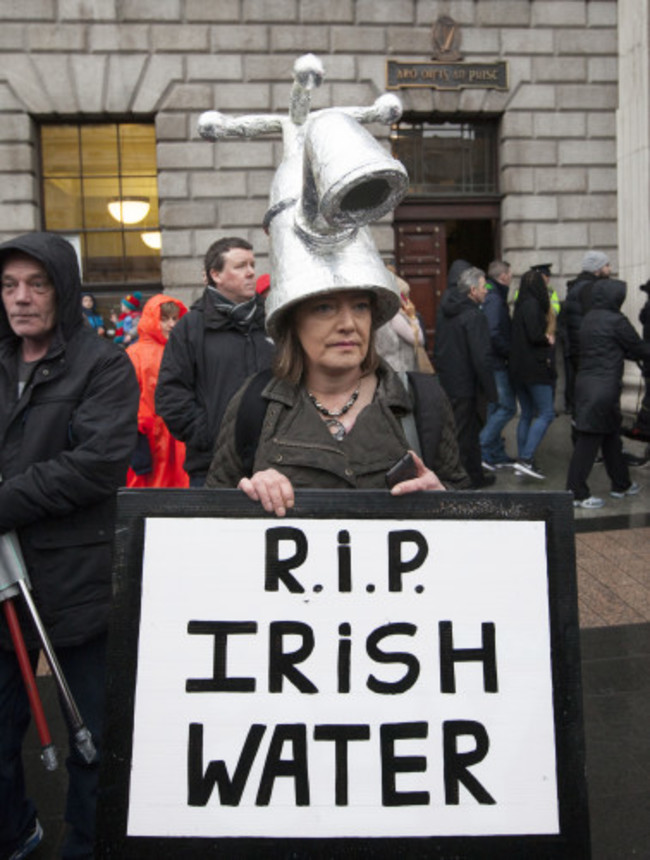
[394,200,500,353]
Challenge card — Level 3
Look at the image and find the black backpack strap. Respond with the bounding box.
[235,367,273,477]
[405,371,445,471]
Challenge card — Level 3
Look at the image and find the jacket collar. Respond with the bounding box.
[197,288,266,332]
[262,361,412,413]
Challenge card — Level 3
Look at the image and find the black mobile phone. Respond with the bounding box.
[385,452,418,488]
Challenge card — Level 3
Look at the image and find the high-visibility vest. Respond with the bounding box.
[513,286,561,315]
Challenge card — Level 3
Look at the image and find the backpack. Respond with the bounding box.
[235,368,446,477]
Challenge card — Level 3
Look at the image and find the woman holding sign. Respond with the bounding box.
[206,276,469,516]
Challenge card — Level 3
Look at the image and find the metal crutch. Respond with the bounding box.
[0,530,97,765]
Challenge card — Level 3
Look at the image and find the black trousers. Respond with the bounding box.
[634,375,650,432]
[450,396,483,487]
[565,353,579,413]
[566,429,630,501]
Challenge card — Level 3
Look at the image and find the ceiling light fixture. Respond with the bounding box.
[141,231,162,250]
[107,197,150,225]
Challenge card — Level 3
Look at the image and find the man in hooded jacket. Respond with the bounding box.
[566,278,650,508]
[0,232,139,858]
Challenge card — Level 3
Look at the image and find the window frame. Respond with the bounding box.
[391,114,501,198]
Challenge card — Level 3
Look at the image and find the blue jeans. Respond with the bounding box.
[0,633,106,859]
[515,383,556,461]
[479,369,516,462]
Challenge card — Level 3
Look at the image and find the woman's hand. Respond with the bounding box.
[238,469,295,517]
[390,451,446,495]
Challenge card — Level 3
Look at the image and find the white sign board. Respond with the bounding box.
[98,490,589,858]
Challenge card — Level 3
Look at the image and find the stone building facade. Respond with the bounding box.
[0,0,647,401]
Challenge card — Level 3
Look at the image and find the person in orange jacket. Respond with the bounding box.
[126,294,190,487]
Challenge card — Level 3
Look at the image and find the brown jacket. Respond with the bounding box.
[206,364,468,490]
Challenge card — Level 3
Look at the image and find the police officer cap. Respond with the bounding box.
[531,263,552,276]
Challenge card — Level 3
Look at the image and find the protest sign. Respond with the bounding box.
[97,489,589,858]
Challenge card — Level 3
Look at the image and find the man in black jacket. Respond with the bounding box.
[155,236,274,486]
[0,232,139,859]
[562,250,611,412]
[434,266,497,488]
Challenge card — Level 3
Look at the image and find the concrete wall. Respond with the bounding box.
[0,0,621,309]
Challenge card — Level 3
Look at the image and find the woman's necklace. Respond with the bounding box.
[308,385,360,441]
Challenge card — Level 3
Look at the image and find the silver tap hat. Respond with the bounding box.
[198,54,409,339]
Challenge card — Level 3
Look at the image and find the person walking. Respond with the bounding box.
[510,269,557,479]
[563,251,611,413]
[567,278,650,508]
[434,266,497,488]
[479,260,516,469]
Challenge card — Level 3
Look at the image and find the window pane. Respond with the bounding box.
[124,231,162,282]
[84,231,126,283]
[81,125,119,176]
[392,120,498,195]
[118,176,159,228]
[43,178,83,229]
[84,176,122,229]
[120,124,157,176]
[41,126,80,177]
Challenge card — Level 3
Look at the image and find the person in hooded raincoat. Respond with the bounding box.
[567,278,650,508]
[126,294,190,488]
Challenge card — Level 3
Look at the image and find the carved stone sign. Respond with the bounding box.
[386,60,509,92]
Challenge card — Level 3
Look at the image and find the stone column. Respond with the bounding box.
[617,0,650,411]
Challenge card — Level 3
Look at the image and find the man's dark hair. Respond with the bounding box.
[204,237,253,285]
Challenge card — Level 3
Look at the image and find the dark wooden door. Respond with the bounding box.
[395,221,446,353]
[394,199,501,352]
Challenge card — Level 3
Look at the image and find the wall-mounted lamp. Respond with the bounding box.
[141,231,162,250]
[108,197,150,225]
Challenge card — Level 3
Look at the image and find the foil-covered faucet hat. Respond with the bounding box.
[198,53,409,338]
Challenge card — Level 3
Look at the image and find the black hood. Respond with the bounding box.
[0,232,84,345]
[440,286,476,318]
[447,259,472,290]
[590,278,627,312]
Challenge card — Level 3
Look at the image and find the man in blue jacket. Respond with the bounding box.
[0,232,139,859]
[479,260,516,469]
